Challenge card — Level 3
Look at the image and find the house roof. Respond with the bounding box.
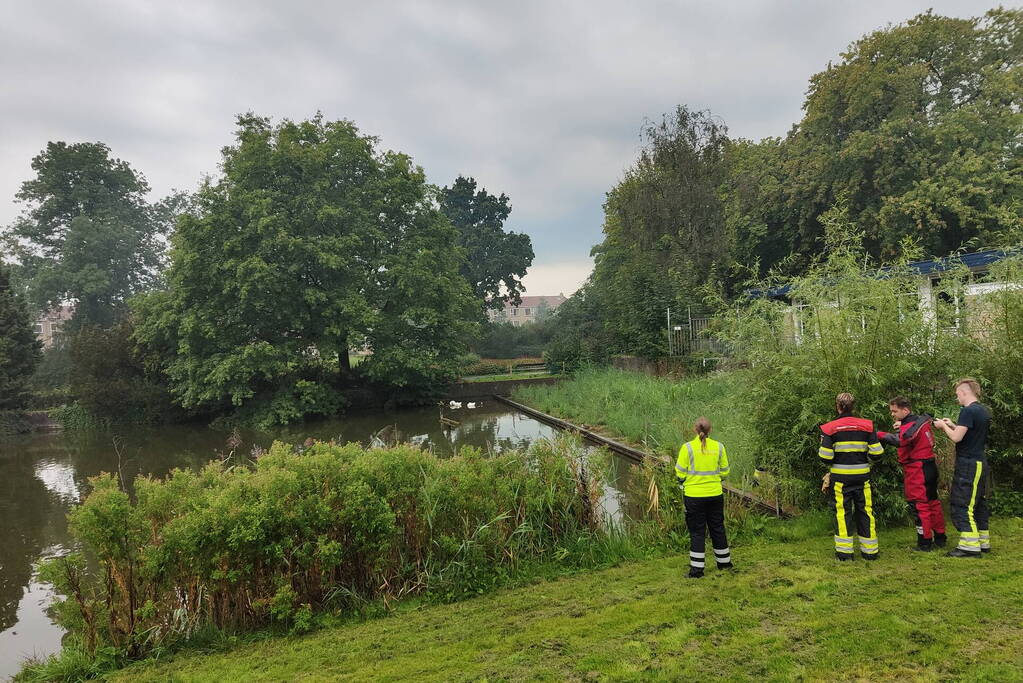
[752,249,1011,300]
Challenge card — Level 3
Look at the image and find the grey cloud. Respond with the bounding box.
[0,0,991,290]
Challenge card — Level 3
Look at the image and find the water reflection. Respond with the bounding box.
[0,403,642,678]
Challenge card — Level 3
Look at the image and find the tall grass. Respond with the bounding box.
[512,368,755,481]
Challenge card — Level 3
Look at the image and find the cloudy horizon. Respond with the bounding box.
[0,0,996,296]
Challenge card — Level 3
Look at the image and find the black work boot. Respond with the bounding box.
[914,538,934,552]
[861,552,879,561]
[688,567,704,578]
[945,548,981,558]
[933,532,947,548]
[716,562,734,571]
[835,552,854,562]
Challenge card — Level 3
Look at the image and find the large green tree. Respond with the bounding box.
[779,8,1023,263]
[2,142,183,327]
[134,114,479,425]
[439,176,534,310]
[0,263,42,410]
[583,106,732,357]
[551,8,1023,361]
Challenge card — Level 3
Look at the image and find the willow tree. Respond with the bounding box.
[134,114,478,425]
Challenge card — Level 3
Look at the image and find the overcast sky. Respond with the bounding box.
[0,1,1003,295]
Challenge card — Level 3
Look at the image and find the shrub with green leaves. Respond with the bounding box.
[716,214,1023,519]
[39,436,610,666]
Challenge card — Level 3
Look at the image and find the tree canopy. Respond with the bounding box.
[0,263,42,410]
[2,141,183,327]
[134,114,479,425]
[439,176,534,310]
[556,7,1023,359]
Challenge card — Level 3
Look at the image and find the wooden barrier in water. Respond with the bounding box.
[494,395,790,518]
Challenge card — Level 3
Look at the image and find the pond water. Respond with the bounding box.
[0,402,644,679]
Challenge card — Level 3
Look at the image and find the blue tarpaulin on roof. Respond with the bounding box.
[749,249,1010,300]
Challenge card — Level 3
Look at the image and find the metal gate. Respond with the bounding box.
[667,307,724,356]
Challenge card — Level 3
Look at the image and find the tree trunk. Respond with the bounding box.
[339,339,352,377]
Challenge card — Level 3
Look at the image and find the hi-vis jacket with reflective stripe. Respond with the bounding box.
[676,437,729,497]
[819,413,884,484]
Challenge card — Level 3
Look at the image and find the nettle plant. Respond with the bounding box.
[719,222,967,520]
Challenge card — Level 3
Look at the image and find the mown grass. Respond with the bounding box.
[513,368,756,481]
[109,515,1023,682]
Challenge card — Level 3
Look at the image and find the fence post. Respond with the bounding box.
[687,306,694,354]
[667,307,673,356]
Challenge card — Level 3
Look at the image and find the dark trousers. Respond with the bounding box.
[684,494,730,568]
[903,459,946,541]
[830,480,878,555]
[950,458,990,553]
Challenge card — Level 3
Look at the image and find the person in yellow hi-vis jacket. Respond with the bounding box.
[676,417,733,578]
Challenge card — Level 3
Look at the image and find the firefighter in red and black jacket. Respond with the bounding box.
[819,392,885,561]
[877,396,947,551]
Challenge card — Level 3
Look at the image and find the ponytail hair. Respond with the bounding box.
[694,416,711,450]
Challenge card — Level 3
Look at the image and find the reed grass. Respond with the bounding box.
[513,368,756,482]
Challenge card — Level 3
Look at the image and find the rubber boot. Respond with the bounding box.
[933,532,947,548]
[914,537,933,552]
[688,567,704,578]
[716,562,734,571]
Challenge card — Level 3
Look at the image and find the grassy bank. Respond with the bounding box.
[18,434,696,681]
[108,516,1023,681]
[513,368,755,480]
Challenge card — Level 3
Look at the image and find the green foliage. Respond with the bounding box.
[945,254,1023,489]
[51,401,108,431]
[38,436,613,669]
[67,321,180,425]
[552,8,1023,361]
[28,339,71,392]
[1,141,184,327]
[513,368,754,476]
[578,106,730,359]
[472,319,553,359]
[787,9,1023,260]
[0,262,43,410]
[439,176,534,310]
[718,223,975,519]
[463,360,506,376]
[542,283,614,372]
[133,113,479,425]
[989,489,1023,518]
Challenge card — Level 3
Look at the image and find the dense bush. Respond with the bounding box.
[472,320,553,359]
[951,255,1023,486]
[68,321,182,426]
[463,360,507,377]
[38,437,609,667]
[719,222,1023,519]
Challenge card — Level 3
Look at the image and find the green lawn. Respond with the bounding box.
[113,516,1023,681]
